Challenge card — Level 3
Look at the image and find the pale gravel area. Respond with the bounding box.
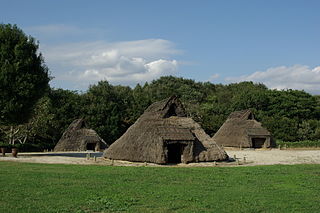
[225,149,320,166]
[0,149,320,167]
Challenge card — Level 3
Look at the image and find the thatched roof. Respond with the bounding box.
[246,128,270,136]
[54,119,107,152]
[103,96,228,164]
[228,109,254,120]
[213,110,274,148]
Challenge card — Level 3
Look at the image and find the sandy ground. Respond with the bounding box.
[225,149,320,166]
[0,149,320,167]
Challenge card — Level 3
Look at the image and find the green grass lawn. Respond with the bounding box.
[0,162,319,213]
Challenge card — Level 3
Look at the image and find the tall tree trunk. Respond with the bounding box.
[9,126,13,145]
[8,126,19,145]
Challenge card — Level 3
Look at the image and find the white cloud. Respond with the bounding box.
[41,39,180,88]
[226,65,320,94]
[209,73,220,81]
[78,59,178,84]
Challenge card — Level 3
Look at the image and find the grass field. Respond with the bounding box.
[1,162,319,213]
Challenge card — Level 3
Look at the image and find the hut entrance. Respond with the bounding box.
[251,138,266,148]
[167,143,185,163]
[86,143,96,151]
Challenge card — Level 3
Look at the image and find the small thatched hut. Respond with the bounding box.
[103,96,228,164]
[54,119,107,152]
[213,110,274,148]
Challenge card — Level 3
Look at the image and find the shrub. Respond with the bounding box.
[0,142,9,148]
[277,140,320,148]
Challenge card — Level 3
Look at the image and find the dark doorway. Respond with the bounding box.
[167,143,185,163]
[247,113,254,120]
[251,138,266,148]
[86,143,96,151]
[164,104,177,118]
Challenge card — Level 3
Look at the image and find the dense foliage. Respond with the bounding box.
[1,75,320,150]
[5,76,317,150]
[0,24,50,125]
[277,140,320,148]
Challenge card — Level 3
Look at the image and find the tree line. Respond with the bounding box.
[1,24,319,151]
[2,77,320,150]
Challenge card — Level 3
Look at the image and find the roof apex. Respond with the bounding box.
[144,96,186,118]
[228,109,254,120]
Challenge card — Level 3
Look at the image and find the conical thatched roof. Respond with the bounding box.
[103,96,228,164]
[213,110,275,148]
[54,119,107,152]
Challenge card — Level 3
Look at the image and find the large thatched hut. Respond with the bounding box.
[54,119,107,152]
[103,96,228,164]
[213,110,274,148]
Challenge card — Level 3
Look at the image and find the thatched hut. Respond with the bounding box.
[103,96,228,164]
[54,119,107,152]
[213,110,274,148]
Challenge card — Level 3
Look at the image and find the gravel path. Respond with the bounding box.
[1,149,320,167]
[226,149,320,166]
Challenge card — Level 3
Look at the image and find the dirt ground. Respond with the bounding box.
[225,148,320,166]
[1,149,320,167]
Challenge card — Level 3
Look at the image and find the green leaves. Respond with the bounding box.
[83,81,132,144]
[0,24,50,125]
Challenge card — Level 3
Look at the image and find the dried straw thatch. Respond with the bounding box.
[213,110,275,148]
[54,119,107,152]
[103,96,228,164]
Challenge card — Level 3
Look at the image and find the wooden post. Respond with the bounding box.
[243,157,246,164]
[237,159,240,165]
[111,159,114,166]
[94,156,97,162]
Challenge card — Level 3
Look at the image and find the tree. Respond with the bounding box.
[0,24,50,125]
[83,81,130,144]
[0,97,55,147]
[48,89,84,143]
[131,84,151,121]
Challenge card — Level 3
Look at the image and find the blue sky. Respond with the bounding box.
[1,0,320,93]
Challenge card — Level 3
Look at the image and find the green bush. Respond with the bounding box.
[277,140,320,148]
[9,143,46,152]
[0,142,9,148]
[0,143,44,152]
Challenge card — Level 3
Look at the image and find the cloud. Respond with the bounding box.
[209,73,220,81]
[41,39,180,89]
[78,59,178,84]
[226,65,320,94]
